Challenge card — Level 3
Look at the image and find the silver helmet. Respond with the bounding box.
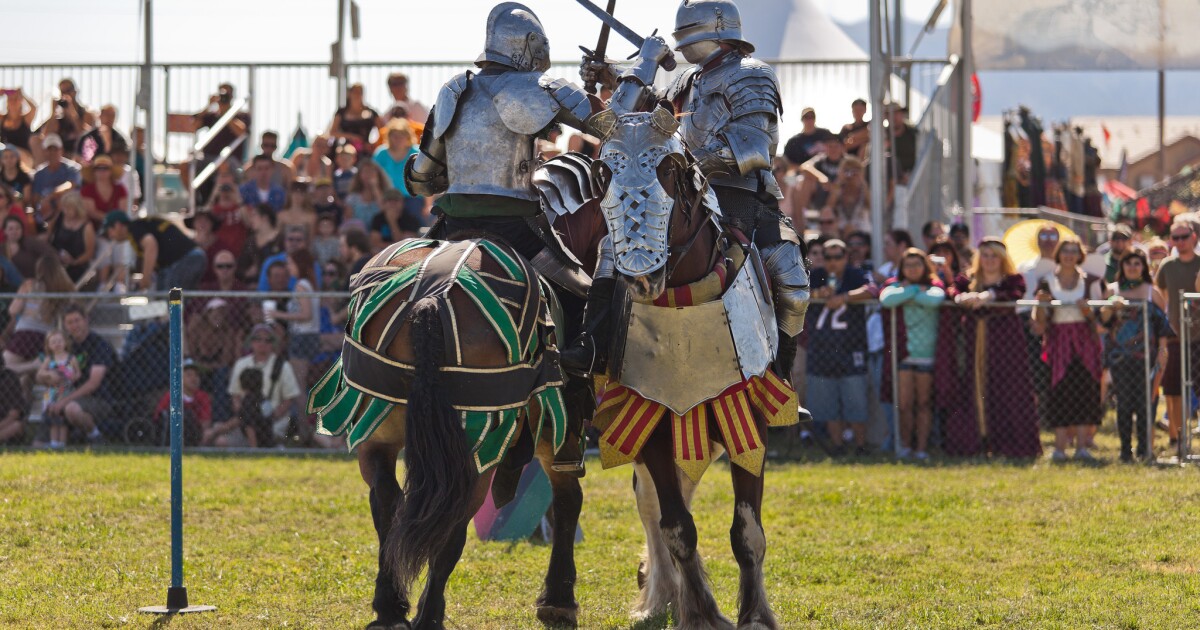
[672,0,754,54]
[476,2,551,72]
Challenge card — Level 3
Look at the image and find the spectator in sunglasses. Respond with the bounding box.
[1156,221,1200,450]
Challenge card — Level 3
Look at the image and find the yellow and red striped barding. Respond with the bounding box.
[594,249,796,481]
[593,369,797,482]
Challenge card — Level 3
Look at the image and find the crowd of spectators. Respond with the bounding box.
[797,215,1195,463]
[0,74,433,449]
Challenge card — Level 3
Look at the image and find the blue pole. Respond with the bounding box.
[168,287,184,590]
[141,288,214,614]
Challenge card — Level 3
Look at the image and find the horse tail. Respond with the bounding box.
[385,297,476,591]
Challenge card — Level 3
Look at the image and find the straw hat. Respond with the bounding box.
[1002,219,1080,268]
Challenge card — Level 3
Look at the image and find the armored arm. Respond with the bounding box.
[607,36,673,115]
[691,67,782,179]
[404,107,448,197]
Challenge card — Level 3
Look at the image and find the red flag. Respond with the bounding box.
[1102,124,1112,148]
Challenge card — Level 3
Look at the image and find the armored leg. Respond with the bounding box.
[760,238,810,378]
[560,276,618,377]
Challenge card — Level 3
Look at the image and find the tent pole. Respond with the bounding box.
[958,0,973,219]
[1158,69,1166,181]
[869,0,886,265]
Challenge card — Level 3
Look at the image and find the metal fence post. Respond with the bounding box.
[1144,300,1154,465]
[1182,293,1191,462]
[247,64,256,158]
[890,306,901,456]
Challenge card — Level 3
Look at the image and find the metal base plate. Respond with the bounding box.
[138,605,217,615]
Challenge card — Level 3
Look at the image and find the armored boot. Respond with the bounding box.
[550,375,595,477]
[560,277,617,377]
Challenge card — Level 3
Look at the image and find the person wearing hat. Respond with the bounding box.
[373,118,418,194]
[806,238,876,456]
[30,133,81,211]
[1103,224,1134,283]
[205,323,302,448]
[153,358,212,446]
[101,210,207,291]
[783,106,833,167]
[79,154,128,222]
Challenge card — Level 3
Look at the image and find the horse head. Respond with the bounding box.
[592,105,710,303]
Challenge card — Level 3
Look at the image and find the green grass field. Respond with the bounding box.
[2,448,1199,629]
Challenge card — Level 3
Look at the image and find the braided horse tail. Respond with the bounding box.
[385,296,477,592]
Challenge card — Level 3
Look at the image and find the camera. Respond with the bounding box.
[56,99,68,107]
[217,92,232,105]
[930,255,946,265]
[217,183,235,193]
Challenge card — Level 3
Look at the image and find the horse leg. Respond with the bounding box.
[640,428,733,630]
[729,418,777,630]
[411,469,495,630]
[359,440,411,629]
[632,442,723,621]
[534,441,582,627]
[631,463,680,620]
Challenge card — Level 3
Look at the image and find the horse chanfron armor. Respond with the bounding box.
[596,108,686,277]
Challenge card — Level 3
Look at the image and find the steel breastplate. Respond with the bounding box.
[444,75,539,201]
[678,64,780,194]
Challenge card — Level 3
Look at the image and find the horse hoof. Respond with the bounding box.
[535,604,578,628]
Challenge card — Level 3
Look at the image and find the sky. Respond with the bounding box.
[0,0,946,64]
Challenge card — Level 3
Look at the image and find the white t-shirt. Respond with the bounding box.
[228,354,302,410]
[1018,256,1057,300]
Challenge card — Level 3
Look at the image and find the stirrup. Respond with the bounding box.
[561,334,600,377]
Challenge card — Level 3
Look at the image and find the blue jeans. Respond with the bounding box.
[156,247,208,291]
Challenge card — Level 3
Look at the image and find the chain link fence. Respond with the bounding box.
[0,289,1179,465]
[1173,293,1200,464]
[0,290,350,450]
[787,296,1168,464]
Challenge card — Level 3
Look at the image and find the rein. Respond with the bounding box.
[663,168,720,282]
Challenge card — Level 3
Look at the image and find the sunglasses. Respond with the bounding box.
[1171,234,1193,241]
[1123,259,1144,265]
[214,263,235,270]
[1059,248,1081,255]
[825,253,846,260]
[251,336,274,343]
[1038,233,1059,241]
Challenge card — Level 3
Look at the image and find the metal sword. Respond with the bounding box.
[571,0,677,71]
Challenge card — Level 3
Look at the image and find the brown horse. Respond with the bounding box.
[318,161,605,629]
[591,106,785,629]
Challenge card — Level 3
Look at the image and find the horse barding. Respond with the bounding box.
[306,155,604,629]
[588,105,800,629]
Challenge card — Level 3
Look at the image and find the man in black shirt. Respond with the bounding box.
[783,107,833,167]
[840,98,869,159]
[888,105,918,183]
[102,211,207,291]
[46,304,116,442]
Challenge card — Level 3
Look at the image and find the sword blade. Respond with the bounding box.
[572,0,643,49]
[594,0,616,58]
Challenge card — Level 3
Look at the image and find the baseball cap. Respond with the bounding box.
[101,210,132,231]
[43,134,64,149]
[1111,224,1133,239]
[249,323,276,339]
[204,298,229,311]
[801,107,816,119]
[824,238,847,252]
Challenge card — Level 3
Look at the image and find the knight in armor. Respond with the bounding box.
[561,0,811,382]
[405,2,672,474]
